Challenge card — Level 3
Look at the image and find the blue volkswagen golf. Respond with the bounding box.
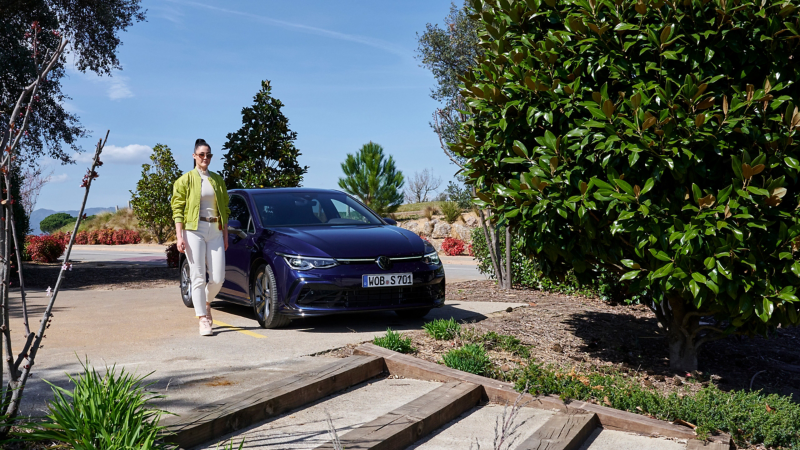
[179,188,446,328]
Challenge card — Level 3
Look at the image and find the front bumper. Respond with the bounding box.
[276,260,446,317]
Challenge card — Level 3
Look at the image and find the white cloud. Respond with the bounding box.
[75,144,152,165]
[107,76,133,100]
[49,174,68,183]
[164,0,408,58]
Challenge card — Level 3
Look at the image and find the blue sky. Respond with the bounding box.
[36,0,458,211]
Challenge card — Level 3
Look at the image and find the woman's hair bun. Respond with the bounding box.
[194,138,210,150]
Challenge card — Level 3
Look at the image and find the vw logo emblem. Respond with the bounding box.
[376,256,392,270]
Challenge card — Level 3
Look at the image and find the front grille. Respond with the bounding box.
[296,281,444,309]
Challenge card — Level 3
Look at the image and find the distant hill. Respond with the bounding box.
[30,207,116,235]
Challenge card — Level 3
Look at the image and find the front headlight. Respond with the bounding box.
[279,254,338,270]
[423,251,441,265]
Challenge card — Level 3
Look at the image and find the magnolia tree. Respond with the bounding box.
[453,0,800,370]
[130,144,182,244]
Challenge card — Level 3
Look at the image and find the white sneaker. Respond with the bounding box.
[199,316,213,336]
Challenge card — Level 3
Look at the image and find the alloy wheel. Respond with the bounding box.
[254,271,270,321]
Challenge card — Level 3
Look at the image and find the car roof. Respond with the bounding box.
[229,187,347,195]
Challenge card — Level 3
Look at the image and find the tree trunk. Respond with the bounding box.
[666,296,699,372]
[667,328,698,372]
[505,225,512,289]
[477,209,505,288]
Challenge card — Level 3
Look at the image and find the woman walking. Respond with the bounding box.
[172,139,231,336]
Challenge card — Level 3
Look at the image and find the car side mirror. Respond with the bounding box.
[383,217,397,226]
[227,219,247,238]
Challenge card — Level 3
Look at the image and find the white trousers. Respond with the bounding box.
[184,221,225,317]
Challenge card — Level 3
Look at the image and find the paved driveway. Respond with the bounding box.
[11,286,520,418]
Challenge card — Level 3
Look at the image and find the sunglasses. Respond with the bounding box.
[195,152,213,159]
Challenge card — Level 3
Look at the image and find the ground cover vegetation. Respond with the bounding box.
[18,361,170,449]
[337,142,405,216]
[373,328,416,354]
[453,0,800,371]
[130,144,182,244]
[221,80,308,190]
[379,310,800,449]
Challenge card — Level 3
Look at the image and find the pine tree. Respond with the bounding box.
[337,142,404,216]
[129,144,182,244]
[221,80,307,189]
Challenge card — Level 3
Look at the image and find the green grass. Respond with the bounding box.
[423,318,461,340]
[396,201,439,212]
[479,331,531,359]
[20,360,170,449]
[442,343,491,376]
[516,363,800,449]
[373,328,416,354]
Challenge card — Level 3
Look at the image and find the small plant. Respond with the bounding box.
[441,237,465,256]
[373,328,416,354]
[423,317,461,340]
[25,235,66,263]
[23,360,170,449]
[439,200,462,224]
[481,332,530,359]
[215,439,245,450]
[442,343,491,376]
[165,243,180,268]
[423,205,438,220]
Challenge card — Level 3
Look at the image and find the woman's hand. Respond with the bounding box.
[175,223,185,253]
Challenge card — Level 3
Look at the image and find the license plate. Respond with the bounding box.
[362,273,413,288]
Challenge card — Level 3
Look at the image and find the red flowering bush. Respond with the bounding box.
[441,237,465,256]
[74,231,89,245]
[26,235,66,263]
[165,243,180,268]
[50,231,71,246]
[96,229,114,245]
[467,243,474,257]
[112,229,141,245]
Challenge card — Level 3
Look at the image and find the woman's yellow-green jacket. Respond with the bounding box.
[171,168,231,231]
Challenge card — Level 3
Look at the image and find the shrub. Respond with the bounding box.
[165,243,180,268]
[481,331,530,359]
[438,201,462,224]
[441,237,465,256]
[23,361,170,449]
[470,227,633,302]
[454,0,800,371]
[516,363,800,449]
[39,212,75,234]
[22,236,32,261]
[112,229,141,245]
[442,343,491,376]
[423,317,461,340]
[74,231,89,245]
[25,235,66,263]
[373,328,416,354]
[422,206,434,220]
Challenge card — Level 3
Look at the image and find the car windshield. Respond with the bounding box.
[253,192,384,227]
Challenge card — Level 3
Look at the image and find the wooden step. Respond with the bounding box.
[160,355,384,449]
[315,381,482,450]
[515,412,598,450]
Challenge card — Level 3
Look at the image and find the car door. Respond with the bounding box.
[221,194,255,300]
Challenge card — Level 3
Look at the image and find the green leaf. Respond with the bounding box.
[615,178,634,196]
[792,262,800,277]
[716,260,732,279]
[692,183,702,202]
[591,177,615,190]
[689,280,700,298]
[717,185,733,204]
[640,178,655,196]
[621,259,641,269]
[706,280,719,295]
[785,157,800,171]
[512,140,529,157]
[747,186,769,196]
[653,262,674,279]
[649,248,672,261]
[692,272,707,284]
[620,270,640,281]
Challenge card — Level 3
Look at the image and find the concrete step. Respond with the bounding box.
[195,377,443,449]
[578,428,687,450]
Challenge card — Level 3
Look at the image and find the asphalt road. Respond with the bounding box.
[12,287,522,418]
[60,245,487,281]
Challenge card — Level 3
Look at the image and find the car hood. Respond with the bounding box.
[271,225,424,258]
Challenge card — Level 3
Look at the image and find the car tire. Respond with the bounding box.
[251,263,290,329]
[395,308,432,319]
[180,258,193,308]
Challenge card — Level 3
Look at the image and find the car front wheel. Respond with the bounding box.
[180,258,193,308]
[251,263,290,329]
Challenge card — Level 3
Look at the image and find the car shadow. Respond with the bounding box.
[210,301,489,334]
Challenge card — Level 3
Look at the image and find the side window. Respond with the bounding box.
[311,199,327,223]
[229,195,252,230]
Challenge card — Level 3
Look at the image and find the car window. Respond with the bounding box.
[330,198,371,223]
[229,195,252,230]
[254,192,382,226]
